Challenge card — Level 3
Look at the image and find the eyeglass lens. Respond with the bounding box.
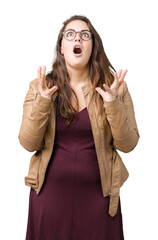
[64,30,92,41]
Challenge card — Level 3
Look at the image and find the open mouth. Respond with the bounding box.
[73,45,82,54]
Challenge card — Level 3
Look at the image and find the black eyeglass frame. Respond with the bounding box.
[62,29,93,41]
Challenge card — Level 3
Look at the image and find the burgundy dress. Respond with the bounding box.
[25,107,124,240]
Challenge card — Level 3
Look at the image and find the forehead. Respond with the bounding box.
[64,20,89,31]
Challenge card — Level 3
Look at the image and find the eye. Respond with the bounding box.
[83,33,89,38]
[66,31,74,38]
[81,31,91,39]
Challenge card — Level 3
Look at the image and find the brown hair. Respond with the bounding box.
[46,15,116,126]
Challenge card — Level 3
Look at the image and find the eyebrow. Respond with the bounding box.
[64,28,90,32]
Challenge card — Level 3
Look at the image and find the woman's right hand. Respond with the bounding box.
[37,66,58,99]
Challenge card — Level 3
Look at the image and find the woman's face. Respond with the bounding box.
[61,20,93,71]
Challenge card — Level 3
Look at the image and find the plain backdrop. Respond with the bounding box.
[0,0,158,239]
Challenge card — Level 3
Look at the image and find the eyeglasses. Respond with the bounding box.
[62,29,93,41]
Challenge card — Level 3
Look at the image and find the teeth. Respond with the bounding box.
[73,45,82,54]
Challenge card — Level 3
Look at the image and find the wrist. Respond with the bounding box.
[40,92,52,100]
[103,95,118,103]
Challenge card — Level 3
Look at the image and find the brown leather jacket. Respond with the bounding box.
[18,78,139,217]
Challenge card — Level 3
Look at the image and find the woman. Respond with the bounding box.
[19,15,139,240]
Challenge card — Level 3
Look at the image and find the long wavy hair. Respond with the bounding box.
[46,15,116,126]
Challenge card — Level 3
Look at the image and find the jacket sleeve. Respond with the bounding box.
[103,81,140,153]
[18,80,52,152]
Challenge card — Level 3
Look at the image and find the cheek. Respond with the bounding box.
[61,42,72,56]
[85,43,93,58]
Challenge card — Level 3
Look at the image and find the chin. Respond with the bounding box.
[68,58,90,70]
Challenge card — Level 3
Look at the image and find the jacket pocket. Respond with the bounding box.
[24,150,41,189]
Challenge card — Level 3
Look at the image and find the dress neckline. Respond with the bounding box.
[74,107,87,114]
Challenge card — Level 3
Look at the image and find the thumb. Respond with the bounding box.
[49,85,58,94]
[95,87,105,98]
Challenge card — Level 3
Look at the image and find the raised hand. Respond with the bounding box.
[95,69,128,102]
[37,66,58,99]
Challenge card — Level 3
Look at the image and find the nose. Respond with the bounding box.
[75,32,81,42]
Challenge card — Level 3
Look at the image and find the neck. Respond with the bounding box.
[68,65,90,87]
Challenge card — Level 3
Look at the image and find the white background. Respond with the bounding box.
[0,0,158,239]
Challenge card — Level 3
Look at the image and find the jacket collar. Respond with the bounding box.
[52,80,93,101]
[81,80,93,95]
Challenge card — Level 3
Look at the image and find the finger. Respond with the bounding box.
[48,85,58,95]
[96,86,113,98]
[41,78,46,89]
[37,66,41,79]
[118,69,123,79]
[41,66,47,89]
[114,71,119,82]
[42,65,46,77]
[122,69,128,79]
[112,72,120,89]
[119,69,128,84]
[103,84,113,94]
[95,87,105,98]
[37,66,43,91]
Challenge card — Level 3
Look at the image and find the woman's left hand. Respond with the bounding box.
[95,69,128,102]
